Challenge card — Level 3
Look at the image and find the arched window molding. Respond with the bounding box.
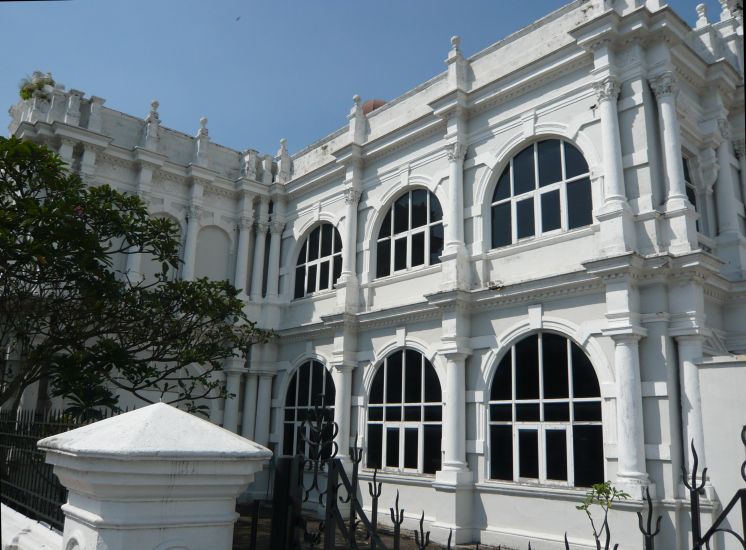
[292,222,343,299]
[282,359,335,456]
[373,188,444,278]
[365,348,443,474]
[487,331,604,487]
[489,138,593,249]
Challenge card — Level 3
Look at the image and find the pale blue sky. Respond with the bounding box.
[2,0,724,155]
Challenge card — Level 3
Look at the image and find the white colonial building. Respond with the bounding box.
[8,0,746,547]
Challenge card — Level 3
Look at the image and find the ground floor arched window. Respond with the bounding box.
[488,333,603,486]
[283,360,335,457]
[366,349,442,474]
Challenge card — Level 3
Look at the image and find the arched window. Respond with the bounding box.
[489,333,603,487]
[294,223,343,299]
[376,189,443,278]
[491,139,592,248]
[366,349,442,474]
[283,360,335,456]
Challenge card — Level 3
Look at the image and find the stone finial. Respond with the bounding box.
[719,0,732,20]
[262,154,273,185]
[144,100,160,151]
[194,117,210,167]
[277,138,291,183]
[241,149,258,180]
[148,100,160,120]
[199,116,209,136]
[446,35,467,91]
[348,94,366,144]
[451,35,461,52]
[695,3,710,27]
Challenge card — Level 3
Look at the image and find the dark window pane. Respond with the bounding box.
[297,241,307,266]
[371,369,384,403]
[367,425,382,469]
[490,425,513,480]
[294,266,306,299]
[321,223,333,256]
[386,351,403,402]
[386,428,400,467]
[308,227,320,261]
[491,354,512,400]
[493,166,511,202]
[424,405,442,421]
[298,364,310,406]
[311,362,323,406]
[544,402,570,421]
[411,232,425,267]
[369,406,383,421]
[573,425,604,486]
[567,178,593,229]
[424,362,441,402]
[306,264,317,294]
[490,404,512,421]
[404,428,418,469]
[429,224,444,264]
[686,185,697,209]
[543,334,569,398]
[516,198,535,239]
[546,429,568,481]
[541,190,561,232]
[333,227,342,253]
[394,237,407,271]
[376,240,390,277]
[394,193,410,234]
[332,255,342,285]
[571,345,600,398]
[404,406,421,421]
[379,210,392,238]
[423,425,441,474]
[285,374,297,406]
[538,140,562,187]
[564,142,589,179]
[284,424,295,455]
[516,403,540,421]
[411,189,428,228]
[429,193,443,222]
[491,202,512,248]
[318,260,330,291]
[683,156,692,182]
[513,145,536,195]
[405,350,422,402]
[519,430,539,479]
[386,406,402,421]
[574,401,602,421]
[283,408,293,422]
[515,335,539,399]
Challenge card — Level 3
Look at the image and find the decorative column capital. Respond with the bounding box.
[446,142,466,162]
[343,187,362,205]
[238,216,254,230]
[717,118,731,141]
[734,139,746,159]
[649,72,678,100]
[269,220,285,234]
[186,204,202,221]
[255,220,270,235]
[593,76,621,103]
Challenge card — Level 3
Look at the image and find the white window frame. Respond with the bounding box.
[488,333,603,487]
[491,139,591,248]
[294,223,342,299]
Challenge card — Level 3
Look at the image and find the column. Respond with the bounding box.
[594,77,626,205]
[253,373,273,447]
[442,352,467,470]
[676,335,707,476]
[222,358,245,433]
[341,187,361,277]
[241,372,258,439]
[126,166,154,281]
[650,72,688,205]
[612,334,649,491]
[181,205,201,281]
[332,364,353,460]
[234,216,253,293]
[445,142,466,248]
[250,198,270,301]
[265,219,285,299]
[715,120,740,235]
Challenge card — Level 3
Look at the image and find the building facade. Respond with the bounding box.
[8,0,746,547]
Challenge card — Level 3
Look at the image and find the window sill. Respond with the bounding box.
[482,224,598,261]
[364,264,442,289]
[475,479,588,499]
[358,468,436,486]
[290,289,337,304]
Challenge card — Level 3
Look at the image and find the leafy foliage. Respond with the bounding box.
[0,136,269,414]
[574,481,630,550]
[19,72,55,101]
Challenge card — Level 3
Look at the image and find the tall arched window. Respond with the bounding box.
[491,139,592,248]
[283,360,335,456]
[376,189,443,278]
[367,349,442,474]
[294,223,343,299]
[489,333,603,487]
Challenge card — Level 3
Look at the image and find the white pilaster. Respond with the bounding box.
[222,358,245,433]
[676,334,708,477]
[250,198,270,301]
[266,212,285,300]
[442,352,467,471]
[241,372,258,439]
[234,216,254,293]
[181,204,201,281]
[254,373,273,447]
[332,363,353,460]
[715,120,740,236]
